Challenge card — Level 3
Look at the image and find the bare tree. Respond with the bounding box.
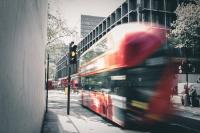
[47,13,77,45]
[46,12,78,79]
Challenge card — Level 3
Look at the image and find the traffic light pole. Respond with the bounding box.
[67,42,73,115]
[67,64,71,115]
[66,41,77,115]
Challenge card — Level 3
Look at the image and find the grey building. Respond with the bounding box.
[77,0,180,58]
[56,54,78,80]
[56,55,67,79]
[81,15,105,38]
[0,1,47,133]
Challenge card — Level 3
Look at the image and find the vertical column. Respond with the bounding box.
[137,0,142,23]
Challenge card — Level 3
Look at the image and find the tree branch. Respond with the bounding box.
[47,33,73,45]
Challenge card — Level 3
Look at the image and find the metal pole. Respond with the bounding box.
[46,54,49,113]
[67,42,73,115]
[67,64,71,115]
[185,48,189,89]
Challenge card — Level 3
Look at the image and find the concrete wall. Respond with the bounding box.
[0,0,47,132]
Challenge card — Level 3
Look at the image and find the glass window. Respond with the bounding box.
[142,11,151,22]
[166,0,177,12]
[152,0,164,10]
[152,12,163,24]
[143,0,150,9]
[80,37,112,66]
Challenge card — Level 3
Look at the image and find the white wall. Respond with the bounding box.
[0,0,47,132]
[178,74,200,83]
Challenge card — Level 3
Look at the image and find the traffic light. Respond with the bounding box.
[180,61,195,74]
[180,61,188,73]
[69,42,77,64]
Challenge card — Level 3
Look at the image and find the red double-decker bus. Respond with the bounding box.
[79,23,175,127]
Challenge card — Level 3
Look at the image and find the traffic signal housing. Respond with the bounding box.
[69,43,77,64]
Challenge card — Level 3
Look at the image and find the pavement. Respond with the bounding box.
[171,95,200,132]
[41,90,141,133]
[41,90,82,133]
[171,95,200,120]
[41,90,200,133]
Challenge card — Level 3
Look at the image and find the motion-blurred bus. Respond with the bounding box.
[79,23,175,127]
[71,73,80,93]
[58,77,68,89]
[47,79,54,90]
[47,79,58,90]
[58,75,80,92]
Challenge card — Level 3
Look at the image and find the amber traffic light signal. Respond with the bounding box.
[69,42,77,64]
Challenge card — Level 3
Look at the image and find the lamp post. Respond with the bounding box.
[46,54,49,113]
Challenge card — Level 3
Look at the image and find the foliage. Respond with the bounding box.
[169,0,200,49]
[169,0,200,80]
[46,13,77,79]
[47,13,77,45]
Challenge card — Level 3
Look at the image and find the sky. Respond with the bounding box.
[49,0,125,33]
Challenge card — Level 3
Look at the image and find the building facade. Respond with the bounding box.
[81,15,105,38]
[77,0,181,58]
[0,0,47,133]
